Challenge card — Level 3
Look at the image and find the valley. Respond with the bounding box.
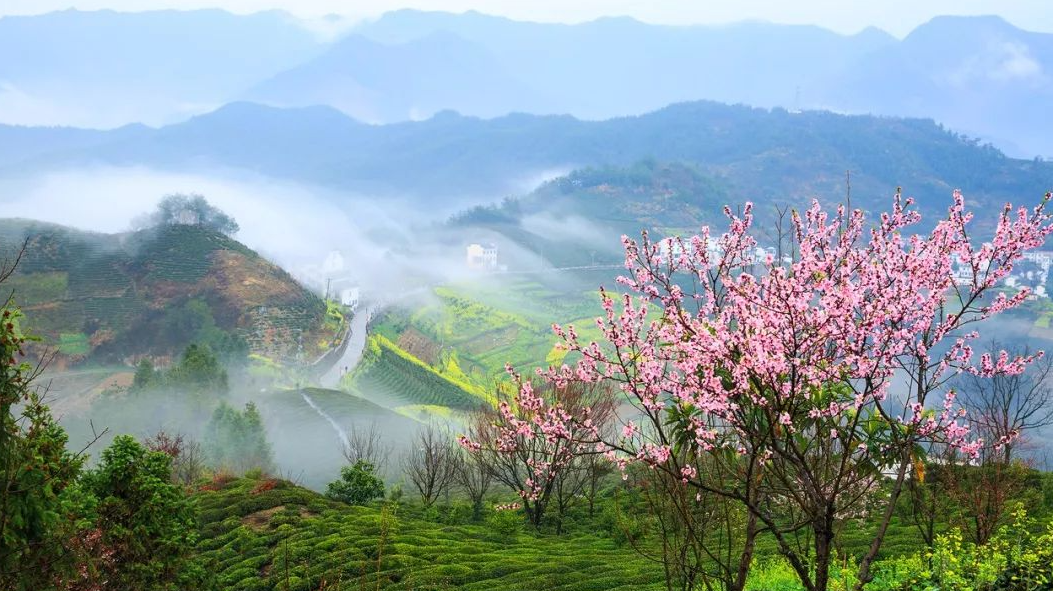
[5,5,1053,591]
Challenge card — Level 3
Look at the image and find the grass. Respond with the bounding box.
[57,332,90,356]
[193,476,665,591]
[368,277,621,401]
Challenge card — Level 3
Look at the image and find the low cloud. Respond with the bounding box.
[944,40,1045,87]
[0,165,490,295]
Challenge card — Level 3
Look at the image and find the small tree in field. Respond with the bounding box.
[467,190,1053,591]
[461,380,615,531]
[326,460,385,505]
[402,425,458,508]
[454,448,492,521]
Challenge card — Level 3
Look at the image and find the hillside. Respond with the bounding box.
[2,11,1053,155]
[0,218,328,365]
[260,387,421,488]
[345,334,489,414]
[449,161,732,239]
[365,277,612,397]
[194,476,664,591]
[2,101,1050,220]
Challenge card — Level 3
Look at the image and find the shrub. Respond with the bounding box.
[82,435,208,590]
[485,507,522,537]
[325,461,385,505]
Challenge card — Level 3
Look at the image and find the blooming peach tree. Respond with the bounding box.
[465,190,1053,591]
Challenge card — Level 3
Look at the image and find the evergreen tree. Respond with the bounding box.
[82,435,207,590]
[167,344,228,393]
[0,285,86,589]
[203,402,273,474]
[130,358,160,392]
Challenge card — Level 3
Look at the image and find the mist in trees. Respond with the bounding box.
[136,193,240,236]
[1,252,206,590]
[131,343,230,394]
[204,402,273,474]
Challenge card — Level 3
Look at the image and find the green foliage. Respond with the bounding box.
[325,460,385,505]
[204,402,274,474]
[744,559,802,591]
[131,357,161,392]
[164,299,249,365]
[82,434,208,590]
[350,334,487,409]
[0,303,86,589]
[485,508,523,537]
[168,343,229,393]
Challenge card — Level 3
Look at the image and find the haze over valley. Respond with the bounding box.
[4,3,1053,591]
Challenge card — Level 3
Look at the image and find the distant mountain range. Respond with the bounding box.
[2,100,1049,224]
[0,9,326,128]
[1,9,1052,156]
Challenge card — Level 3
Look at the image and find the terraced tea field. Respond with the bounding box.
[346,335,489,411]
[367,274,618,396]
[195,477,664,591]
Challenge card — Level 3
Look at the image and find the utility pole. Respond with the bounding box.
[845,170,852,212]
[324,277,332,302]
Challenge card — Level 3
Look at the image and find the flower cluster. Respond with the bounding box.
[470,191,1053,500]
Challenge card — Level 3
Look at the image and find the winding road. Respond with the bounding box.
[319,304,376,389]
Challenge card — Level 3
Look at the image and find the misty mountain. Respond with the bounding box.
[3,101,1050,224]
[0,9,326,128]
[251,10,1053,156]
[258,10,892,123]
[247,31,554,123]
[0,218,328,364]
[819,15,1053,158]
[3,9,1052,156]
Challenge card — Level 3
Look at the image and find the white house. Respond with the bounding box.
[1022,250,1053,272]
[467,243,499,270]
[339,287,360,309]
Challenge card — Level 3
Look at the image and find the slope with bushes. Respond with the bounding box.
[0,218,327,364]
[194,476,664,591]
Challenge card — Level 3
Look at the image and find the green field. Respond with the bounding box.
[347,335,490,410]
[195,476,664,591]
[369,275,615,396]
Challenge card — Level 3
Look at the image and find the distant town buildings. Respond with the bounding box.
[943,251,1053,300]
[1022,250,1053,272]
[466,243,499,270]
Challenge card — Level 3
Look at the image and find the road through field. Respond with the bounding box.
[319,304,375,389]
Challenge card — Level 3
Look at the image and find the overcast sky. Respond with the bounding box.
[0,0,1051,37]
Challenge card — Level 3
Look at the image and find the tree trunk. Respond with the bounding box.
[813,514,836,591]
[731,510,760,591]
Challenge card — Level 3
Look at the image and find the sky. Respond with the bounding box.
[1,0,1052,36]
